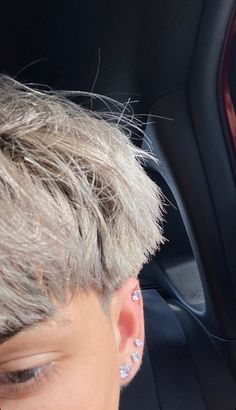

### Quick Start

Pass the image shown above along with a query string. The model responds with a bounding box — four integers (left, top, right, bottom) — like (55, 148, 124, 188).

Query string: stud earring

(120, 364, 132, 380)
(132, 289, 141, 301)
(134, 338, 143, 348)
(131, 352, 140, 363)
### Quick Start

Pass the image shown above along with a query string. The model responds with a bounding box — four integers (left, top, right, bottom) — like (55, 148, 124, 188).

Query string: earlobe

(110, 277, 145, 384)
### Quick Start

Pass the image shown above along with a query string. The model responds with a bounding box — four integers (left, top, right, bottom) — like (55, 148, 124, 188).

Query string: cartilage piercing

(120, 364, 132, 380)
(132, 289, 141, 301)
(131, 352, 140, 363)
(134, 338, 143, 348)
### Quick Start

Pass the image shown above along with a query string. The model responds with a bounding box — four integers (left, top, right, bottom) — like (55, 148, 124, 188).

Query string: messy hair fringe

(0, 74, 165, 334)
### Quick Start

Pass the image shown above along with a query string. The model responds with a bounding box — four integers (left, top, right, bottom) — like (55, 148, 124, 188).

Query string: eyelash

(0, 362, 55, 397)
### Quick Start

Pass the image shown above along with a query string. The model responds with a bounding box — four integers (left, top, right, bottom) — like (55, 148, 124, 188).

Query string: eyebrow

(0, 309, 72, 346)
(0, 316, 54, 346)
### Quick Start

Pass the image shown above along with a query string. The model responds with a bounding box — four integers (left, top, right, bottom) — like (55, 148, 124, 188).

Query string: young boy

(0, 75, 164, 409)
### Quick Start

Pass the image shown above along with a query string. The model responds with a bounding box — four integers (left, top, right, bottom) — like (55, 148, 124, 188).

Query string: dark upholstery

(119, 289, 236, 410)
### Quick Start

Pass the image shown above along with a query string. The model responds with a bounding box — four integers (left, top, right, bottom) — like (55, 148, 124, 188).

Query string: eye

(4, 368, 39, 384)
(0, 363, 56, 398)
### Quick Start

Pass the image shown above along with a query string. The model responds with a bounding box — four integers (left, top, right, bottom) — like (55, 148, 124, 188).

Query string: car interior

(1, 1, 236, 409)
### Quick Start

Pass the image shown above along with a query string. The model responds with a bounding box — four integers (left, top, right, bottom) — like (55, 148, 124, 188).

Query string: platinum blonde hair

(0, 75, 165, 335)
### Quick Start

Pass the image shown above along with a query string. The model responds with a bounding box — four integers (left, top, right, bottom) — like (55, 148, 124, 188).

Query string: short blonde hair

(0, 75, 165, 336)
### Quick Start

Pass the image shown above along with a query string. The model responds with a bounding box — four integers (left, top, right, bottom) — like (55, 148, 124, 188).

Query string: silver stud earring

(134, 338, 143, 348)
(120, 364, 132, 380)
(132, 289, 141, 301)
(131, 352, 140, 363)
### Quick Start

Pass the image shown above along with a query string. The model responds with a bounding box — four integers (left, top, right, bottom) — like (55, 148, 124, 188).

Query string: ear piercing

(134, 338, 143, 348)
(131, 352, 140, 363)
(132, 339, 143, 363)
(132, 289, 141, 301)
(119, 338, 143, 380)
(120, 364, 132, 380)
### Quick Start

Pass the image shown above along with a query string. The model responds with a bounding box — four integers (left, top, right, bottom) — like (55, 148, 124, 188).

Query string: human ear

(109, 277, 145, 386)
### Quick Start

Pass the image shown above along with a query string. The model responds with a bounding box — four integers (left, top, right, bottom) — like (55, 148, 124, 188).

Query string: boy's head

(0, 75, 164, 409)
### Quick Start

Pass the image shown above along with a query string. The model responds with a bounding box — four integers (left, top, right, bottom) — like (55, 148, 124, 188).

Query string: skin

(0, 278, 144, 410)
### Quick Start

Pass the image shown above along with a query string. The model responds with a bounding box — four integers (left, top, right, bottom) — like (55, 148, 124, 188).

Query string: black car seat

(119, 260, 236, 410)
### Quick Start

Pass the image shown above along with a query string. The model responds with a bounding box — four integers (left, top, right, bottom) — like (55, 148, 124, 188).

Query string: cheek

(65, 346, 119, 409)
(66, 343, 118, 408)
